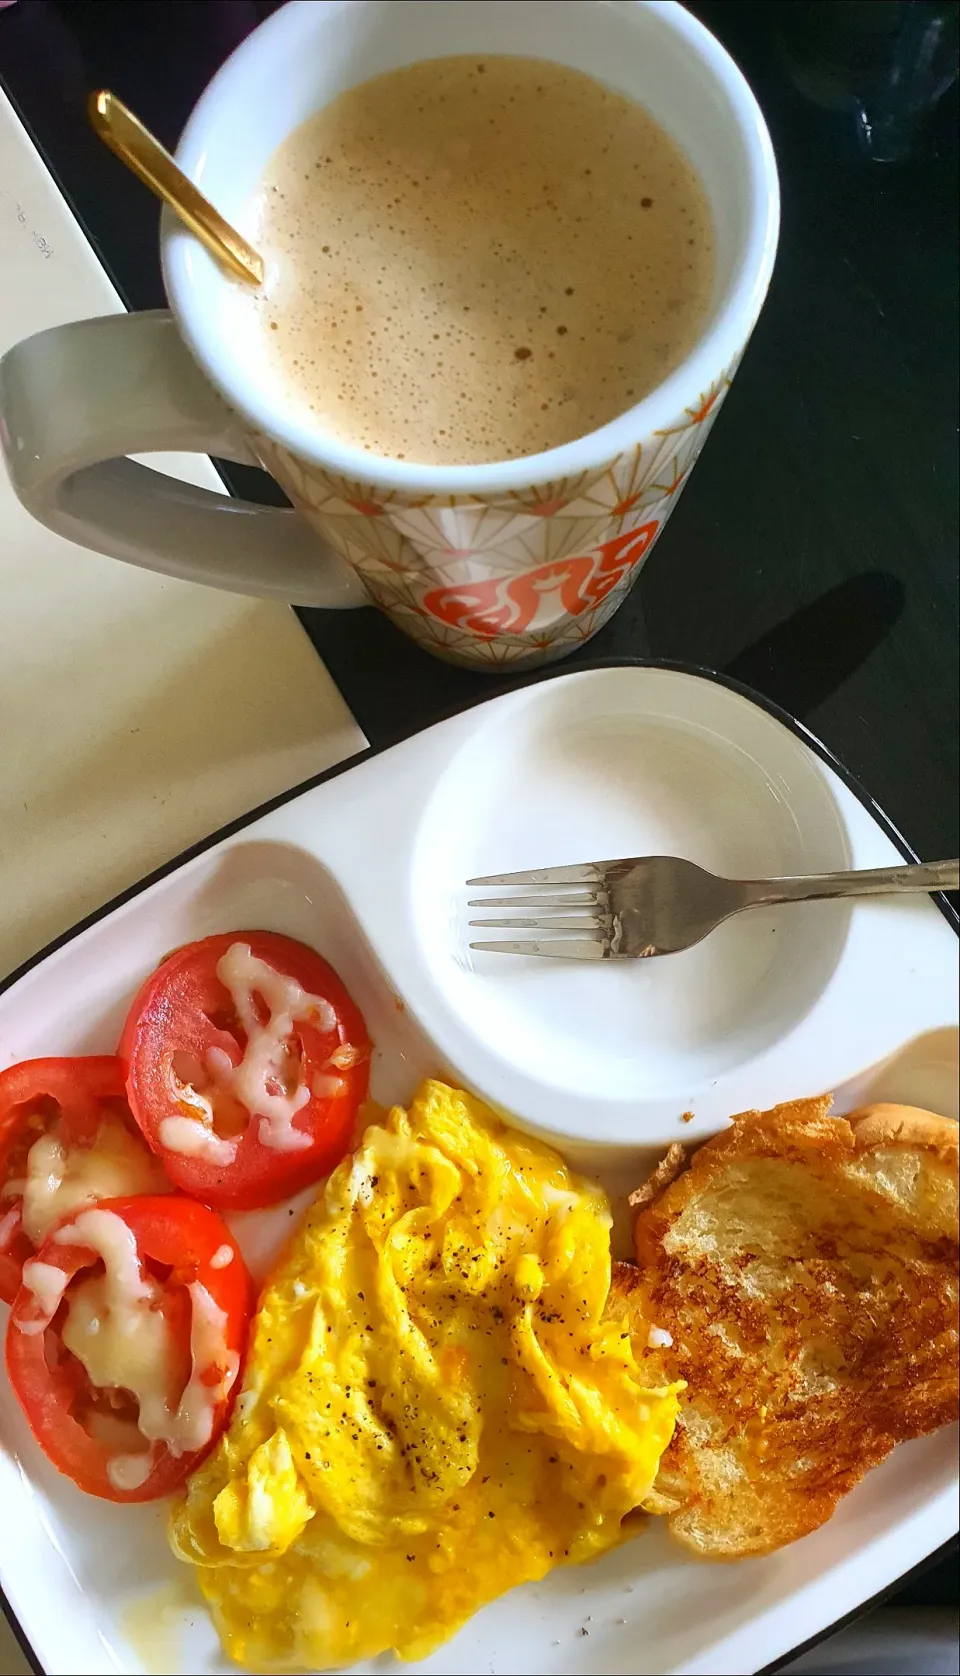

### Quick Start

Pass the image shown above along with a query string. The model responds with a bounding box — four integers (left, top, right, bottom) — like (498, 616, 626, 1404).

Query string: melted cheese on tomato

(19, 1208, 239, 1474)
(17, 1112, 169, 1246)
(164, 942, 338, 1159)
(311, 1072, 344, 1099)
(157, 1113, 238, 1167)
(0, 1205, 20, 1249)
(107, 1452, 155, 1491)
(17, 1258, 70, 1332)
(327, 1043, 365, 1070)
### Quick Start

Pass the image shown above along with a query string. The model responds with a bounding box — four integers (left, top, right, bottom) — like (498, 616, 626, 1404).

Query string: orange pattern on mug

(422, 523, 658, 638)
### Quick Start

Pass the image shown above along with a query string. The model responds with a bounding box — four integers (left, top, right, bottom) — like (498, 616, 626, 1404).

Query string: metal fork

(466, 857, 960, 960)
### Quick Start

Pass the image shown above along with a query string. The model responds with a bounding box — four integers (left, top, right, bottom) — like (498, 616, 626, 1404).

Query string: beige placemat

(0, 88, 366, 989)
(0, 92, 366, 1675)
(0, 1624, 24, 1676)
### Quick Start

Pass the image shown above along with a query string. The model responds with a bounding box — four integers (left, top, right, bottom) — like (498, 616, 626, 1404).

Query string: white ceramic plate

(0, 665, 957, 1676)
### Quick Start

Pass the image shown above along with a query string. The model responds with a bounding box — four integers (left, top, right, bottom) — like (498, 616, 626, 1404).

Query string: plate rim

(1, 655, 957, 1676)
(2, 658, 956, 1006)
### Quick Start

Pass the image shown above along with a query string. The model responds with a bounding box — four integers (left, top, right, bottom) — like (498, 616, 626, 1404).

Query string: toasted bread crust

(609, 1259, 643, 1304)
(848, 1103, 960, 1167)
(631, 1098, 959, 1558)
(628, 1143, 687, 1210)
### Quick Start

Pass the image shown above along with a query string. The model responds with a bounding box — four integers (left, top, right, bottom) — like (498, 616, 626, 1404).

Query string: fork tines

(466, 863, 601, 887)
(467, 864, 612, 959)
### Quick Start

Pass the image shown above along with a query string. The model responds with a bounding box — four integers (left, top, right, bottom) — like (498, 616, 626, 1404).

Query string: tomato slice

(5, 1194, 252, 1502)
(118, 931, 370, 1210)
(0, 1057, 167, 1307)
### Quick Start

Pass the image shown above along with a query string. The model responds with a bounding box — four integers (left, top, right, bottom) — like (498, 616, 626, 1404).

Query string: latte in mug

(246, 54, 715, 466)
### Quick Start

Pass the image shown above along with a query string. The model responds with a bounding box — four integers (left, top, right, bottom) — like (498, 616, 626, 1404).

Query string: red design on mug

(520, 496, 570, 517)
(688, 387, 719, 425)
(612, 491, 643, 517)
(422, 522, 658, 638)
(660, 460, 690, 495)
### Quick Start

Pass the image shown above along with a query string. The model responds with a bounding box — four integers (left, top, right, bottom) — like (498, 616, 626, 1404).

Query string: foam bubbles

(247, 56, 714, 466)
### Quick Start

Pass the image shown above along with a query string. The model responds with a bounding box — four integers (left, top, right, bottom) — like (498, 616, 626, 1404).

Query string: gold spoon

(88, 90, 264, 287)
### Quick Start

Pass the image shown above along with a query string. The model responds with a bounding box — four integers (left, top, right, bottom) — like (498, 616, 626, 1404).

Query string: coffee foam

(247, 56, 714, 466)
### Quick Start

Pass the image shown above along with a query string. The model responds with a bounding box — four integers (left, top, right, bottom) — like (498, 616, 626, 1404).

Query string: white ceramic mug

(0, 0, 778, 670)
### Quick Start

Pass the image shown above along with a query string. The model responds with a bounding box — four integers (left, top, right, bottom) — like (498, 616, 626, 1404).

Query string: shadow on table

(725, 570, 905, 717)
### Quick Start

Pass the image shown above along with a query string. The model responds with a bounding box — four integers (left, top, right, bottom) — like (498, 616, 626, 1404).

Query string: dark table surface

(1, 0, 958, 1648)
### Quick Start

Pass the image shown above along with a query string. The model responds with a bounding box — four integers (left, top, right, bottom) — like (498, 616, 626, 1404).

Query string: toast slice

(629, 1096, 959, 1558)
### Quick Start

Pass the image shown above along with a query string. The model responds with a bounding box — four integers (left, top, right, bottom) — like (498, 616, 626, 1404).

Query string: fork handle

(741, 859, 959, 907)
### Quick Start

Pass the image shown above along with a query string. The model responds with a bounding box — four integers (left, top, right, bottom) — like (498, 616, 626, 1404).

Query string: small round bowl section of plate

(411, 668, 852, 1127)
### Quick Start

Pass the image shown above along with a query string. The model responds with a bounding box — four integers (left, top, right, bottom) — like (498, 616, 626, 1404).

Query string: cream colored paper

(0, 89, 366, 995)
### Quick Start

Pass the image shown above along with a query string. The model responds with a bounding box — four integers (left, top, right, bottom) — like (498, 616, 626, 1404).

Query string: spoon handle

(89, 91, 264, 287)
(743, 860, 959, 906)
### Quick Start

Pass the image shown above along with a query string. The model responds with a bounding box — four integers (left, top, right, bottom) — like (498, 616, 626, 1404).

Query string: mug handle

(0, 310, 367, 609)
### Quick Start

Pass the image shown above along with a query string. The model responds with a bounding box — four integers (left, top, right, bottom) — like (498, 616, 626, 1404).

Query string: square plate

(1, 665, 957, 1676)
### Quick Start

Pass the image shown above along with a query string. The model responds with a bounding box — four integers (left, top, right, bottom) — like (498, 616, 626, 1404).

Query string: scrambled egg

(170, 1081, 680, 1671)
